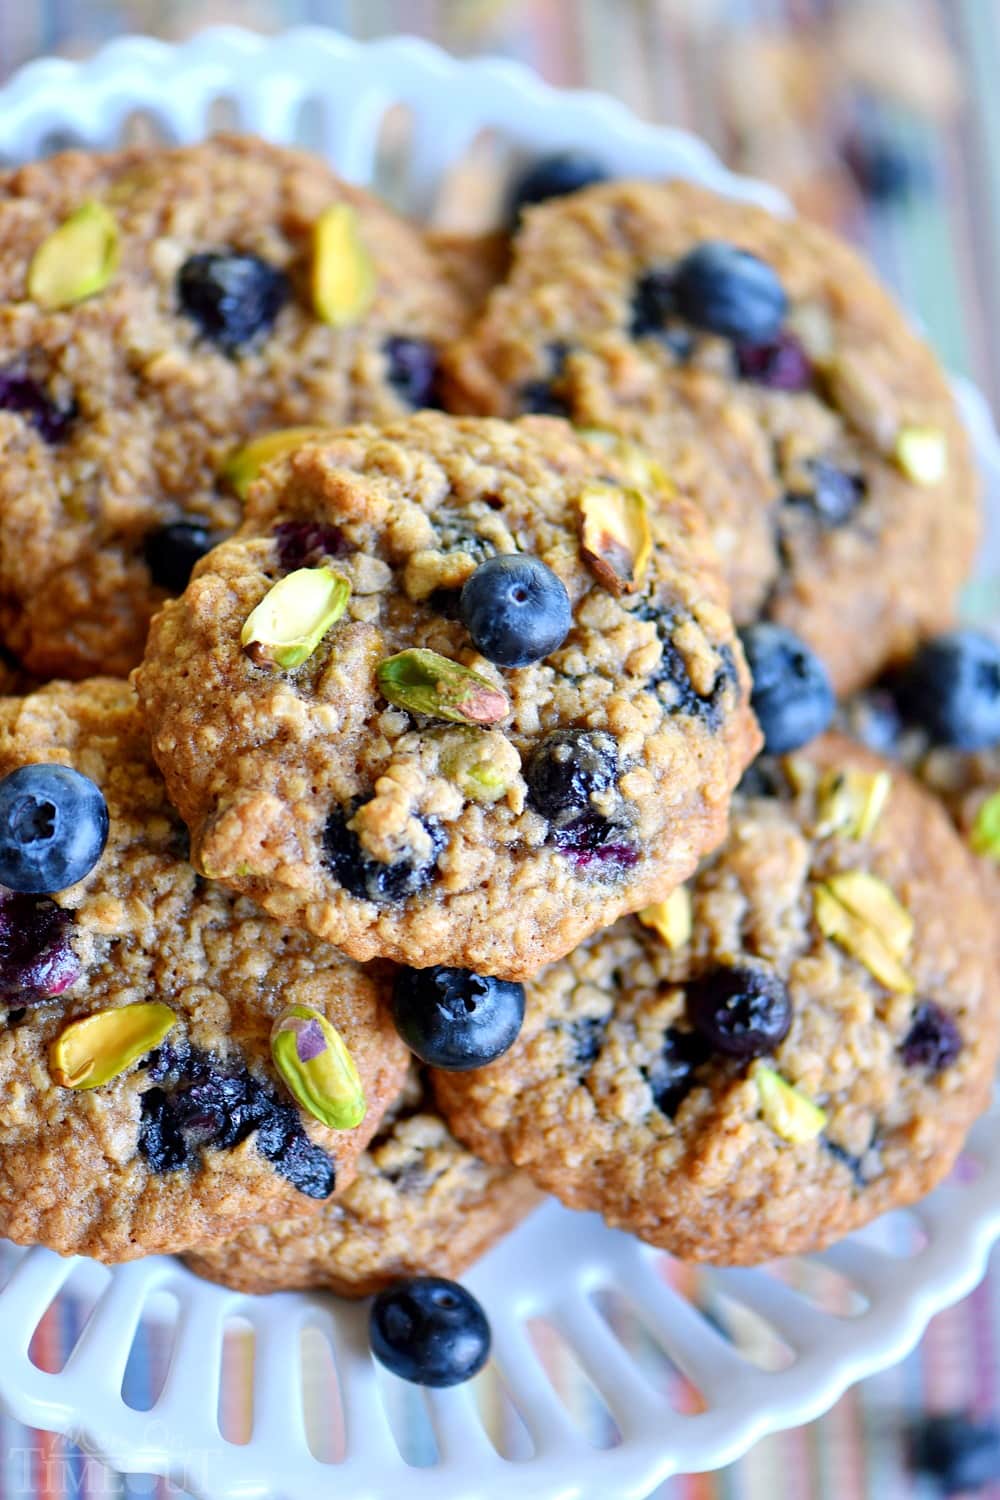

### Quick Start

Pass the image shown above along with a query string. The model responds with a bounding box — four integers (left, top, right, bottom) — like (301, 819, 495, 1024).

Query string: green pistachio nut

(377, 648, 510, 725)
(813, 871, 914, 995)
(271, 1004, 366, 1129)
(241, 566, 351, 669)
(814, 767, 893, 840)
(222, 426, 331, 499)
(50, 1001, 176, 1090)
(312, 202, 377, 326)
(754, 1064, 827, 1144)
(438, 728, 521, 803)
(28, 201, 120, 310)
(894, 425, 948, 486)
(971, 789, 1000, 861)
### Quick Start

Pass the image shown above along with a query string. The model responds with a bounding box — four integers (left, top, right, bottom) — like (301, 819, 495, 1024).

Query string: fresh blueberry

(459, 554, 572, 668)
(895, 631, 1000, 750)
(177, 252, 290, 355)
(324, 804, 444, 904)
(144, 522, 214, 593)
(370, 1275, 491, 1387)
(670, 241, 787, 343)
(0, 765, 109, 894)
(0, 367, 75, 443)
(686, 966, 792, 1059)
(646, 1026, 711, 1115)
(0, 891, 80, 1002)
(785, 460, 866, 528)
(901, 1002, 962, 1072)
(384, 336, 440, 409)
(508, 151, 609, 219)
(391, 966, 525, 1071)
(273, 519, 349, 573)
(842, 131, 929, 205)
(740, 623, 835, 754)
(735, 330, 812, 391)
(909, 1413, 1000, 1492)
(525, 729, 619, 821)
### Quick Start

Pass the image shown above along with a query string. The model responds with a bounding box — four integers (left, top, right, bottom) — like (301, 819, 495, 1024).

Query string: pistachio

(814, 768, 892, 840)
(638, 886, 692, 950)
(49, 1001, 176, 1089)
(894, 425, 947, 486)
(754, 1064, 827, 1144)
(222, 426, 330, 499)
(577, 482, 652, 595)
(971, 789, 1000, 862)
(271, 1004, 366, 1129)
(241, 566, 350, 669)
(578, 428, 670, 493)
(814, 871, 915, 994)
(439, 728, 521, 803)
(311, 203, 377, 326)
(28, 201, 120, 310)
(377, 648, 510, 725)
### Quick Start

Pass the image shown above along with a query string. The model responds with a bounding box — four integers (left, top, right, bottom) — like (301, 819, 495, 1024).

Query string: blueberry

(0, 765, 109, 894)
(842, 132, 929, 205)
(740, 623, 835, 754)
(384, 336, 440, 409)
(909, 1413, 1000, 1492)
(460, 554, 572, 668)
(646, 1026, 711, 1116)
(525, 729, 619, 821)
(508, 151, 609, 219)
(670, 241, 787, 343)
(177, 252, 289, 355)
(686, 966, 792, 1058)
(649, 621, 737, 727)
(324, 804, 444, 904)
(144, 521, 214, 593)
(370, 1275, 491, 1387)
(391, 966, 525, 1071)
(550, 811, 639, 870)
(895, 631, 1000, 750)
(569, 1015, 608, 1066)
(735, 330, 812, 391)
(901, 1002, 962, 1072)
(785, 460, 865, 528)
(630, 269, 676, 340)
(0, 891, 80, 1002)
(0, 367, 75, 443)
(273, 519, 349, 573)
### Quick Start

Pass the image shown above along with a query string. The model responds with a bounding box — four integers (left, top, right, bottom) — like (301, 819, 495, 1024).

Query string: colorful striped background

(0, 2, 998, 1496)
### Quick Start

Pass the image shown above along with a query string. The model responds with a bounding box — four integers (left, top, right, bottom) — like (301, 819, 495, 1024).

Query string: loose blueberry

(686, 966, 792, 1059)
(670, 241, 788, 343)
(324, 804, 444, 904)
(370, 1275, 491, 1387)
(785, 460, 866, 528)
(273, 519, 349, 573)
(901, 1001, 962, 1072)
(842, 131, 929, 205)
(909, 1413, 1000, 1492)
(508, 151, 609, 219)
(144, 522, 214, 593)
(177, 252, 290, 355)
(735, 330, 812, 391)
(740, 623, 835, 754)
(0, 891, 80, 1002)
(525, 729, 619, 822)
(459, 554, 572, 668)
(895, 631, 1000, 750)
(0, 765, 109, 895)
(384, 336, 440, 409)
(0, 367, 75, 443)
(646, 1026, 711, 1116)
(391, 966, 525, 1071)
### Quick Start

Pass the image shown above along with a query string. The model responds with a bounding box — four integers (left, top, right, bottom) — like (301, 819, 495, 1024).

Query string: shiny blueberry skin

(0, 367, 75, 443)
(0, 891, 80, 1003)
(909, 1414, 1000, 1492)
(370, 1276, 491, 1387)
(735, 330, 812, 391)
(508, 151, 609, 219)
(901, 1001, 962, 1072)
(670, 241, 788, 343)
(740, 623, 835, 754)
(177, 252, 290, 354)
(144, 522, 214, 593)
(324, 805, 444, 904)
(686, 966, 792, 1059)
(895, 631, 1000, 750)
(384, 336, 440, 409)
(460, 554, 572, 668)
(525, 729, 619, 821)
(391, 966, 525, 1071)
(0, 765, 109, 895)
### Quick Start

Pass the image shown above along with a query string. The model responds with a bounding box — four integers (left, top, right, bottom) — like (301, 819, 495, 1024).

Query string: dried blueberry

(273, 519, 349, 572)
(671, 242, 788, 343)
(144, 522, 215, 593)
(459, 554, 572, 668)
(177, 251, 290, 355)
(0, 891, 80, 1002)
(0, 367, 75, 443)
(646, 1026, 711, 1116)
(508, 151, 609, 220)
(895, 631, 1000, 750)
(740, 623, 834, 754)
(0, 764, 109, 894)
(384, 336, 441, 409)
(370, 1275, 491, 1387)
(525, 730, 618, 822)
(909, 1413, 1000, 1492)
(324, 803, 444, 904)
(735, 330, 812, 391)
(686, 966, 792, 1059)
(901, 1002, 962, 1072)
(392, 966, 525, 1071)
(785, 460, 865, 528)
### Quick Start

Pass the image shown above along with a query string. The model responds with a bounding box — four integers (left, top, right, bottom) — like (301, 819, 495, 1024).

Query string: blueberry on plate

(177, 251, 290, 355)
(686, 966, 792, 1059)
(460, 554, 572, 668)
(392, 966, 525, 1070)
(909, 1413, 1000, 1492)
(0, 765, 109, 894)
(370, 1275, 491, 1387)
(144, 521, 215, 593)
(525, 729, 619, 821)
(740, 623, 835, 754)
(895, 631, 1000, 750)
(670, 241, 788, 344)
(508, 150, 609, 219)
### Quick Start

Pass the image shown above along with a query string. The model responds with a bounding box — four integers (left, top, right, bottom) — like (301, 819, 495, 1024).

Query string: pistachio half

(638, 886, 692, 951)
(50, 1001, 176, 1089)
(438, 728, 521, 803)
(894, 425, 948, 486)
(241, 566, 351, 669)
(222, 426, 330, 499)
(971, 789, 1000, 862)
(814, 767, 892, 840)
(311, 203, 377, 326)
(271, 1004, 366, 1129)
(578, 482, 652, 596)
(28, 201, 120, 310)
(754, 1064, 827, 1144)
(814, 871, 915, 994)
(377, 648, 510, 725)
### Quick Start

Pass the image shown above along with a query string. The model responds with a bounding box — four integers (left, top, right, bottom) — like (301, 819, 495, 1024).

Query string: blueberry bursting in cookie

(0, 679, 407, 1261)
(134, 411, 761, 980)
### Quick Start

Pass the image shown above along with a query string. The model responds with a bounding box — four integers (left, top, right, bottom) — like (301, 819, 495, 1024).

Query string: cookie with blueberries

(441, 178, 978, 695)
(0, 678, 408, 1262)
(134, 411, 761, 979)
(0, 133, 467, 678)
(184, 1062, 542, 1296)
(434, 733, 999, 1264)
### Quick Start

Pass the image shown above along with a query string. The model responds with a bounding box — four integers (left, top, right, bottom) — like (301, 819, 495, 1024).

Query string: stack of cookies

(0, 134, 996, 1363)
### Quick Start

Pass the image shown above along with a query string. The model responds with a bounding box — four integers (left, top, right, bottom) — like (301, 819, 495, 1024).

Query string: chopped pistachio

(241, 566, 350, 669)
(971, 789, 1000, 862)
(439, 728, 521, 803)
(754, 1064, 827, 1144)
(638, 886, 692, 951)
(271, 1004, 366, 1129)
(311, 202, 377, 326)
(814, 873, 915, 994)
(578, 482, 652, 595)
(222, 426, 330, 498)
(377, 648, 510, 725)
(894, 425, 947, 486)
(49, 1001, 176, 1089)
(814, 767, 892, 840)
(28, 201, 120, 310)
